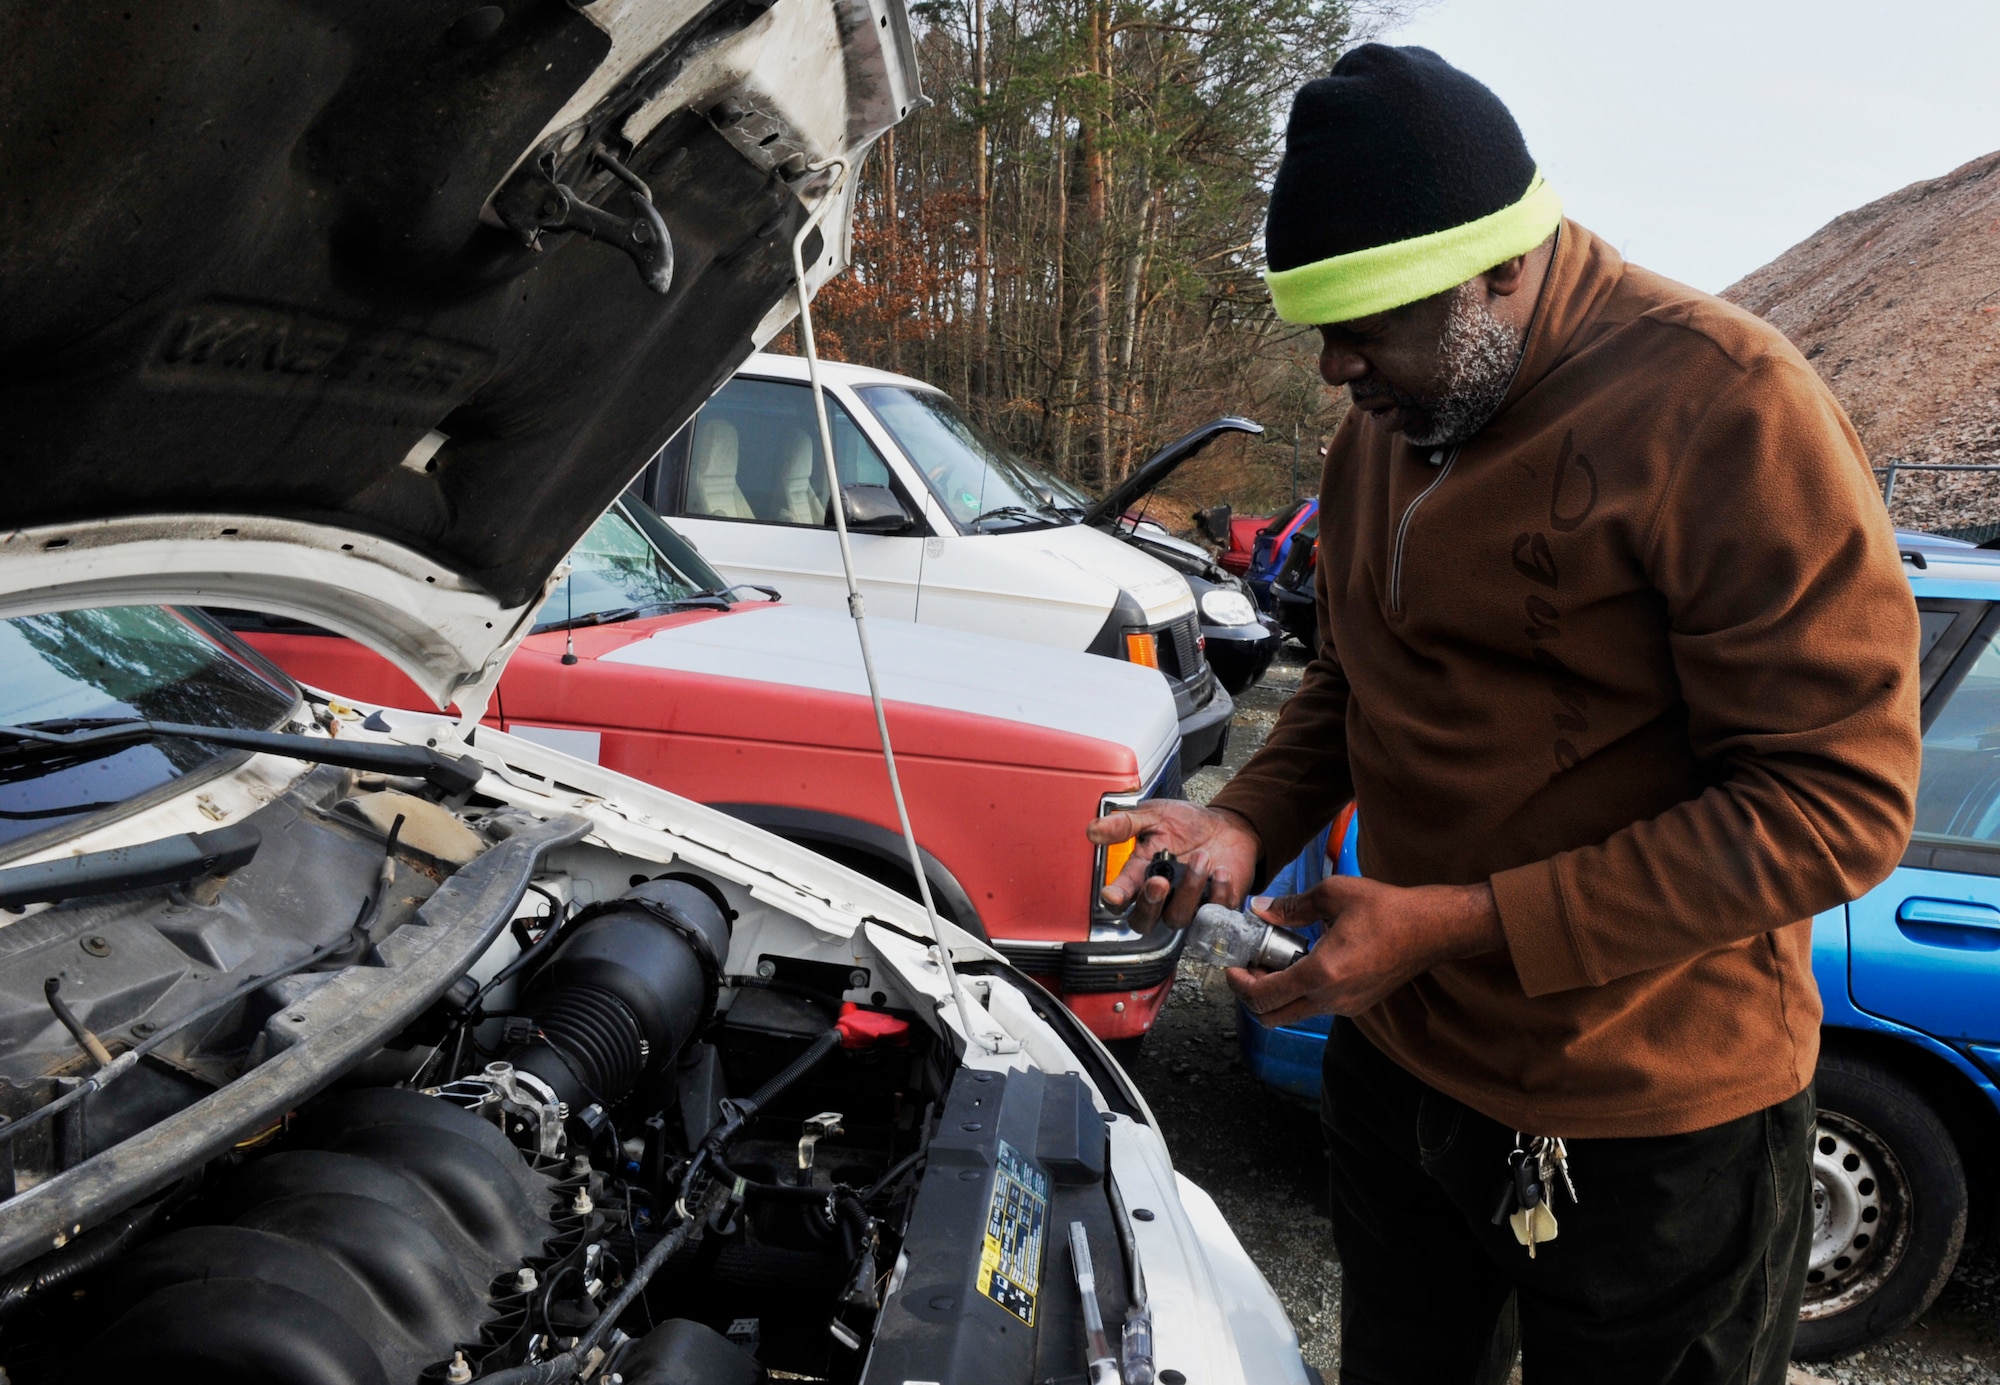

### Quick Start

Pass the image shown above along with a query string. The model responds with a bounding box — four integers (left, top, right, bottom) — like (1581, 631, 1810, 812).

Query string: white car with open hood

(0, 3, 1308, 1384)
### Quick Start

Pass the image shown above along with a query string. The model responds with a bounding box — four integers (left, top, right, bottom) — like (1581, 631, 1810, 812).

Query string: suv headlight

(1199, 588, 1258, 627)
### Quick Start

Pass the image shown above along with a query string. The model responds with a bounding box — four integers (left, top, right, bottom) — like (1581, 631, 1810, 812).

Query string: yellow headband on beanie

(1263, 174, 1562, 326)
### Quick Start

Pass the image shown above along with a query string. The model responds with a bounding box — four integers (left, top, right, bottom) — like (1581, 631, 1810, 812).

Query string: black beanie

(1262, 45, 1561, 325)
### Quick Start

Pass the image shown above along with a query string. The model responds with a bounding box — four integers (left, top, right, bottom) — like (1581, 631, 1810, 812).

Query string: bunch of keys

(1490, 1133, 1576, 1258)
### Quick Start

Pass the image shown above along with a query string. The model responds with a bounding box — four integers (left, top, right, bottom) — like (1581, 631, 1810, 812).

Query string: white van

(635, 353, 1234, 770)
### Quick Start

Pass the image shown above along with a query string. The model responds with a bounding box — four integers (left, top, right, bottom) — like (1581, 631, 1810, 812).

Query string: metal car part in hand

(1187, 903, 1309, 972)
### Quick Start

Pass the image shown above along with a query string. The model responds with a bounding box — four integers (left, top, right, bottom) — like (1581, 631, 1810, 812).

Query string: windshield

(0, 606, 297, 859)
(856, 385, 1073, 532)
(534, 501, 728, 630)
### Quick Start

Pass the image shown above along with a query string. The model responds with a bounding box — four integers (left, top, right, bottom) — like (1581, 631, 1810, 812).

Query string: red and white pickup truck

(220, 496, 1186, 1044)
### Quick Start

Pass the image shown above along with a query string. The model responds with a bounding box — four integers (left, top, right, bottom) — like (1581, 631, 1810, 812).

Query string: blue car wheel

(1795, 1053, 1968, 1360)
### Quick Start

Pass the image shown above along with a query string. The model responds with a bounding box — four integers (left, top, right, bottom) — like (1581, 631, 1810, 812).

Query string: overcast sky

(1376, 0, 2000, 292)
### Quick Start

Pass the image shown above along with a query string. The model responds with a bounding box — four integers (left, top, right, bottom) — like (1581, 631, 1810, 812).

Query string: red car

(221, 496, 1185, 1044)
(1212, 510, 1272, 577)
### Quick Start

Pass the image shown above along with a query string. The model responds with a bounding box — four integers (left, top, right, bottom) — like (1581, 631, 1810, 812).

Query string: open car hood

(1079, 416, 1264, 528)
(0, 0, 920, 707)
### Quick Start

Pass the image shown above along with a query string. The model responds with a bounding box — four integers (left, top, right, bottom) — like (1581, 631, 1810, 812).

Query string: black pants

(1321, 1018, 1813, 1385)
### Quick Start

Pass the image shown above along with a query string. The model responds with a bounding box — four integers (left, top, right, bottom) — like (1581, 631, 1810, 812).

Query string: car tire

(1793, 1053, 1967, 1360)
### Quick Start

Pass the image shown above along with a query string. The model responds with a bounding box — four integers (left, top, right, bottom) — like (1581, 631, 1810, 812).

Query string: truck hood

(1079, 417, 1264, 528)
(595, 604, 1182, 782)
(0, 0, 920, 707)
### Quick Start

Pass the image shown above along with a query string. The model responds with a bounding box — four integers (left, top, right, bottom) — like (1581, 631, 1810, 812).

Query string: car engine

(0, 740, 1140, 1384)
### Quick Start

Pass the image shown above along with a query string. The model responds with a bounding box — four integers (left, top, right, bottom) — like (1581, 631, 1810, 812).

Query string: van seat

(689, 419, 754, 520)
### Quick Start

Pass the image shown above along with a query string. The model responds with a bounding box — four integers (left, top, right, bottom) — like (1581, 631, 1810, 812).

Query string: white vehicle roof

(735, 351, 937, 391)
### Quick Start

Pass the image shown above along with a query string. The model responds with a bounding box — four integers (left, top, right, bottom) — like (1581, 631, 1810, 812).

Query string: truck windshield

(0, 606, 297, 859)
(534, 502, 728, 631)
(856, 386, 1071, 533)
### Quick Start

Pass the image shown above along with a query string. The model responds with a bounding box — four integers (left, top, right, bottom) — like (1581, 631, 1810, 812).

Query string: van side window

(673, 379, 892, 527)
(1917, 629, 2000, 849)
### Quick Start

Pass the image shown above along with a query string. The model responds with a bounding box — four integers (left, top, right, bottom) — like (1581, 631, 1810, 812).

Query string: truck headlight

(1093, 791, 1142, 921)
(1199, 589, 1257, 627)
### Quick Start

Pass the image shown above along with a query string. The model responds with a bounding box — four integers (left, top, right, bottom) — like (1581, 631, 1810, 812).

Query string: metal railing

(1874, 461, 2000, 506)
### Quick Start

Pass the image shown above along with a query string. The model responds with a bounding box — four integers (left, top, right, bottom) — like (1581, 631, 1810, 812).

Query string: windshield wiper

(0, 719, 481, 796)
(687, 583, 781, 606)
(969, 505, 1054, 532)
(537, 588, 771, 629)
(1023, 489, 1077, 520)
(533, 605, 642, 634)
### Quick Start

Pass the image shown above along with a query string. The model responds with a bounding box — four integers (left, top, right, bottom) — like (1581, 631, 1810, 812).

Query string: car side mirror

(841, 484, 915, 535)
(1197, 504, 1233, 544)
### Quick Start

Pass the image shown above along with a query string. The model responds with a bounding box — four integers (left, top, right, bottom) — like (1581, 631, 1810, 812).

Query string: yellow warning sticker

(975, 1139, 1049, 1325)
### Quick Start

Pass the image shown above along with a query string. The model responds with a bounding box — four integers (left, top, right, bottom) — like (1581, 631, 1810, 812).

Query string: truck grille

(1157, 615, 1203, 682)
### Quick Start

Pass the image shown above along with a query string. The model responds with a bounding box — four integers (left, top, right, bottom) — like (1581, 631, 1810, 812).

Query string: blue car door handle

(1896, 897, 2000, 951)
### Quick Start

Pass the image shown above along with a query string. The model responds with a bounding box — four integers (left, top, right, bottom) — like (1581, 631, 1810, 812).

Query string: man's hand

(1226, 877, 1505, 1027)
(1085, 799, 1261, 928)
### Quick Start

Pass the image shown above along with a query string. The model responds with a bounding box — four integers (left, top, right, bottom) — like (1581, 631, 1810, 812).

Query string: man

(1089, 45, 1921, 1384)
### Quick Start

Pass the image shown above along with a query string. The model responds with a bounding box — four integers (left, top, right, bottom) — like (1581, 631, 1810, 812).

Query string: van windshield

(855, 386, 1071, 533)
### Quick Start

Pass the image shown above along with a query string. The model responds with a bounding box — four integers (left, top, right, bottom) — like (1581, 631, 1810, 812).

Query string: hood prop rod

(786, 165, 990, 1056)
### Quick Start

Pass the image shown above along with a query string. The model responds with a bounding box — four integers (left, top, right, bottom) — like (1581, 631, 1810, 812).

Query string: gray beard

(1400, 282, 1526, 448)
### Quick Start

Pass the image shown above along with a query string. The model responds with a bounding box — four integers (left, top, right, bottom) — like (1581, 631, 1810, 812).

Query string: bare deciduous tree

(803, 0, 1424, 514)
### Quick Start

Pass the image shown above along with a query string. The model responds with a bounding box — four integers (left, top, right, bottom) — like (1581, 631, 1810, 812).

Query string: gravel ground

(1131, 645, 2000, 1383)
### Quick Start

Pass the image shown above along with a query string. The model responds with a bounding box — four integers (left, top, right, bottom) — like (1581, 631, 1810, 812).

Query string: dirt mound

(1722, 150, 2000, 534)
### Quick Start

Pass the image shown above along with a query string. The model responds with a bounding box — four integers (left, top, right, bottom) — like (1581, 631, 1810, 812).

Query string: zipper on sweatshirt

(1389, 446, 1460, 614)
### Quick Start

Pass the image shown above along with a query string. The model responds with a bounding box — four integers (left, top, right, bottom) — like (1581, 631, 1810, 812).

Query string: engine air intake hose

(505, 879, 730, 1114)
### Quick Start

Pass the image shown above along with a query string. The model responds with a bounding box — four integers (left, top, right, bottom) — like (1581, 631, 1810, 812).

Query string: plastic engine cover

(73, 1088, 560, 1385)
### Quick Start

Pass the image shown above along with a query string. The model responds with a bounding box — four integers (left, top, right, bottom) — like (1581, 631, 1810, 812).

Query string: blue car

(1237, 532, 2000, 1360)
(1244, 498, 1320, 612)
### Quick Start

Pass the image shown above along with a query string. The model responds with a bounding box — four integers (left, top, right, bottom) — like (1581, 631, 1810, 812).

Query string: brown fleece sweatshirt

(1212, 221, 1921, 1138)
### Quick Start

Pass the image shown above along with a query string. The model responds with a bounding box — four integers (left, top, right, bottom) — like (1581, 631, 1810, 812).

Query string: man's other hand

(1226, 877, 1505, 1027)
(1085, 799, 1261, 927)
